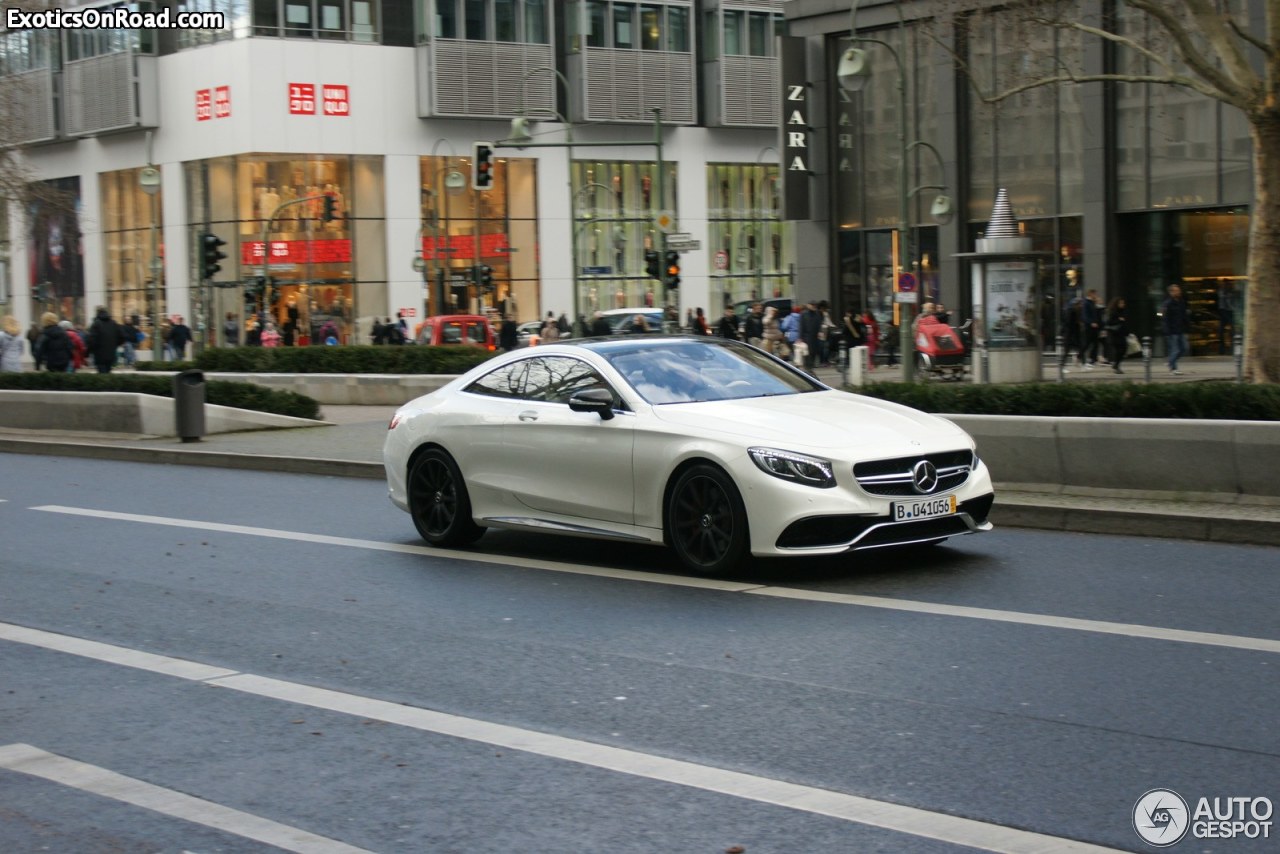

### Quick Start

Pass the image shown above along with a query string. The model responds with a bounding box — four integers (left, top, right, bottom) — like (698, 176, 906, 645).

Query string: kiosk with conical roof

(955, 189, 1047, 383)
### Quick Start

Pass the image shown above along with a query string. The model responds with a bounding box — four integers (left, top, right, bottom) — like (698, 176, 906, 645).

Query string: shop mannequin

(260, 186, 280, 223)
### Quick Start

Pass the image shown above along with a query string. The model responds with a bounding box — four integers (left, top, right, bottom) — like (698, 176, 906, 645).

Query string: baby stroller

(914, 316, 968, 380)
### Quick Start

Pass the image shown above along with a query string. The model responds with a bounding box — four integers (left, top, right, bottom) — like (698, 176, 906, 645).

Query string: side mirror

(568, 387, 616, 420)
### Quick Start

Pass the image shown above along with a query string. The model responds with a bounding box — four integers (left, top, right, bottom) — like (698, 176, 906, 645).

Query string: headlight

(748, 447, 836, 489)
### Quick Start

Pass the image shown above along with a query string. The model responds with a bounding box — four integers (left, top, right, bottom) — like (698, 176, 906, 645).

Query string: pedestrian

(693, 307, 710, 336)
(716, 306, 739, 340)
(1060, 293, 1084, 372)
(60, 321, 87, 371)
(261, 320, 281, 347)
(557, 313, 571, 337)
(861, 311, 880, 369)
(1161, 283, 1191, 375)
(590, 311, 612, 337)
(934, 303, 951, 326)
(499, 316, 518, 352)
(541, 311, 560, 343)
(34, 313, 73, 373)
(223, 312, 240, 347)
(1104, 296, 1130, 374)
(168, 315, 193, 360)
(742, 303, 764, 348)
(799, 301, 823, 371)
(818, 300, 837, 366)
(121, 315, 141, 366)
(629, 314, 651, 334)
(0, 315, 24, 372)
(396, 311, 410, 343)
(1080, 289, 1103, 367)
(684, 308, 695, 331)
(245, 315, 262, 347)
(26, 322, 42, 370)
(780, 305, 801, 362)
(85, 306, 126, 373)
(763, 306, 786, 357)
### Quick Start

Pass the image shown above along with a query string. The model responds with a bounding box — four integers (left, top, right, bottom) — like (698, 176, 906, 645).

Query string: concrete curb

(4, 437, 1277, 548)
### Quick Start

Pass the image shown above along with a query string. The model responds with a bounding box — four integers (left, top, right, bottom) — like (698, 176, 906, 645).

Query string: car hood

(650, 390, 970, 457)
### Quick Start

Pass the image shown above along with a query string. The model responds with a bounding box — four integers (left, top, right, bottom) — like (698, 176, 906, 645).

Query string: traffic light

(645, 249, 661, 280)
(664, 250, 681, 290)
(478, 265, 494, 291)
(472, 142, 495, 190)
(200, 232, 227, 280)
(322, 194, 337, 222)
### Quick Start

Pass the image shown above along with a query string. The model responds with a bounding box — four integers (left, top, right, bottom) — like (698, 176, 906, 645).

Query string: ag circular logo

(1134, 789, 1190, 847)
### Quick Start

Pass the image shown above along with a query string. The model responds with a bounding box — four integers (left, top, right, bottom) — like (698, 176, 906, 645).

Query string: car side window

(441, 322, 463, 344)
(522, 356, 616, 405)
(466, 323, 487, 344)
(463, 360, 528, 399)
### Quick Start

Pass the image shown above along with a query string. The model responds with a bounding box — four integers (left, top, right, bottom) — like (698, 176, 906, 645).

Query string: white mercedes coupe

(384, 337, 994, 574)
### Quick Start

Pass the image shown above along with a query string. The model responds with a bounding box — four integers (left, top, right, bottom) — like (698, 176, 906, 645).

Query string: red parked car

(414, 315, 496, 351)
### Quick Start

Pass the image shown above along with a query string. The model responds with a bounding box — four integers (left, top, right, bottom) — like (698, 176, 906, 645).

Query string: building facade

(1, 0, 792, 352)
(785, 0, 1252, 355)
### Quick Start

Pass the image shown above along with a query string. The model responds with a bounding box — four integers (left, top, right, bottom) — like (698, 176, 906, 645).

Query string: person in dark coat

(168, 315, 193, 360)
(34, 312, 73, 373)
(1162, 283, 1191, 375)
(499, 317, 519, 352)
(85, 307, 126, 373)
(716, 306, 740, 340)
(799, 301, 823, 371)
(589, 312, 612, 337)
(1104, 297, 1130, 374)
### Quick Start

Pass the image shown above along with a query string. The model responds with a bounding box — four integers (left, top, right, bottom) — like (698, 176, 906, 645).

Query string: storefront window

(571, 159, 678, 317)
(29, 178, 87, 332)
(706, 162, 790, 308)
(100, 169, 164, 348)
(421, 154, 538, 323)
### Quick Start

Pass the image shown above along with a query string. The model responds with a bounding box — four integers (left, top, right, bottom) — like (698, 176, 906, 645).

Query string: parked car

(415, 315, 496, 350)
(384, 336, 994, 575)
(598, 307, 666, 335)
(733, 297, 792, 323)
(516, 320, 543, 348)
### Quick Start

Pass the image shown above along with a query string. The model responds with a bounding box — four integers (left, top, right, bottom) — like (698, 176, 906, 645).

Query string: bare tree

(935, 0, 1277, 382)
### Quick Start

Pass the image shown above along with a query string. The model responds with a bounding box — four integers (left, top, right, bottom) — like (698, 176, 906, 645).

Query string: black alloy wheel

(667, 464, 749, 575)
(408, 448, 485, 547)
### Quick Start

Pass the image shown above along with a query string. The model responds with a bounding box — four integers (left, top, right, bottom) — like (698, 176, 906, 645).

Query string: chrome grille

(853, 450, 974, 497)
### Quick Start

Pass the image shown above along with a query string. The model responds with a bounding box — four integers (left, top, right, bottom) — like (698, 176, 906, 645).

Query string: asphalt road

(1, 454, 1277, 853)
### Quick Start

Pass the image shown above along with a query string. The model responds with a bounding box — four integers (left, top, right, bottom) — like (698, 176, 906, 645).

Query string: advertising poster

(28, 177, 84, 315)
(983, 260, 1036, 347)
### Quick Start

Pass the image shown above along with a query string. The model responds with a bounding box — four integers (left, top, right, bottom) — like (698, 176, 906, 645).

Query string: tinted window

(599, 340, 820, 404)
(523, 357, 615, 405)
(464, 360, 528, 399)
(466, 322, 488, 344)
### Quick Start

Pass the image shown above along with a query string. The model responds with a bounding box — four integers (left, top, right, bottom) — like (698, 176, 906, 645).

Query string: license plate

(893, 495, 957, 521)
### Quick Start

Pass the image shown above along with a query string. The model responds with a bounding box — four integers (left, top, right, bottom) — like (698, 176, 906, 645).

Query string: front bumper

(774, 493, 994, 552)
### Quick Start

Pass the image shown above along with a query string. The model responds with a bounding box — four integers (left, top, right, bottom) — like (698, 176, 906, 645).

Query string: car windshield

(593, 338, 823, 404)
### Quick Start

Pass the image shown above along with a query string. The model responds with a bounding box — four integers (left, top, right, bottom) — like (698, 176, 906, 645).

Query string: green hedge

(176, 345, 496, 375)
(855, 380, 1280, 421)
(0, 372, 320, 420)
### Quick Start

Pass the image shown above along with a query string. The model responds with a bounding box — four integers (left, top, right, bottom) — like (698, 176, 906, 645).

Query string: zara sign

(779, 36, 811, 221)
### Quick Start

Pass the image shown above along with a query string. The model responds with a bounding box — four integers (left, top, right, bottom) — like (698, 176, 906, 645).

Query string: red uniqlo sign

(214, 85, 231, 119)
(196, 89, 212, 121)
(241, 239, 353, 266)
(289, 83, 316, 115)
(322, 85, 349, 117)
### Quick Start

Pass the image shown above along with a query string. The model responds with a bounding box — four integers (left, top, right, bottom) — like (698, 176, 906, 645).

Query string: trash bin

(173, 369, 206, 443)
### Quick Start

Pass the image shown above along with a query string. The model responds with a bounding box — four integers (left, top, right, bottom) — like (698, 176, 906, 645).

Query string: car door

(452, 359, 530, 511)
(502, 355, 635, 525)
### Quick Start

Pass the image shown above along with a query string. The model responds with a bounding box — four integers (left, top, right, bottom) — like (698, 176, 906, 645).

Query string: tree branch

(1123, 0, 1255, 104)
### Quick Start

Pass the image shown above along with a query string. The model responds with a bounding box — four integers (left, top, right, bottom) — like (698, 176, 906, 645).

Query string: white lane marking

(29, 505, 1280, 655)
(750, 587, 1280, 655)
(0, 743, 373, 854)
(0, 625, 1122, 854)
(0, 623, 237, 681)
(29, 505, 759, 593)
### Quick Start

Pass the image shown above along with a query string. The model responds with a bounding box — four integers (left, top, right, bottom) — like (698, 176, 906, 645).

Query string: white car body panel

(384, 341, 994, 561)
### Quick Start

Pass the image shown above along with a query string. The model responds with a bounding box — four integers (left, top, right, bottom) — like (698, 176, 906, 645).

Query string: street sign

(581, 266, 612, 275)
(894, 290, 919, 303)
(666, 231, 692, 243)
(654, 211, 676, 232)
(714, 250, 729, 270)
(897, 272, 917, 293)
(667, 240, 701, 252)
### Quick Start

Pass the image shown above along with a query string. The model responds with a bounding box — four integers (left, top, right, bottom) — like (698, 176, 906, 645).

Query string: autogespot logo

(1134, 789, 1190, 847)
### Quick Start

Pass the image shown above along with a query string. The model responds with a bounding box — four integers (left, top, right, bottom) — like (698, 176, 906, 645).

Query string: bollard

(173, 369, 206, 443)
(979, 340, 990, 384)
(1055, 332, 1065, 383)
(1141, 335, 1152, 384)
(1234, 332, 1244, 383)
(838, 340, 849, 385)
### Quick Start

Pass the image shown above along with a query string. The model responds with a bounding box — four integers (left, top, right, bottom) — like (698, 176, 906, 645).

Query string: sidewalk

(2, 388, 1277, 548)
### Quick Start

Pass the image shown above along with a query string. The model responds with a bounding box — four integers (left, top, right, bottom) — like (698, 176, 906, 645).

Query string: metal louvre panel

(582, 48, 694, 124)
(429, 40, 555, 119)
(1, 69, 58, 144)
(64, 52, 138, 136)
(720, 54, 777, 127)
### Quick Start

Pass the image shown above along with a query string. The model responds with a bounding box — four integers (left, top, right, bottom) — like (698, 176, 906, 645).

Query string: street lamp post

(837, 0, 952, 381)
(139, 132, 162, 363)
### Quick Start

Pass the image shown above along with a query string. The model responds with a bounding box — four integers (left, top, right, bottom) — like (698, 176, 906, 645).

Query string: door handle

(518, 411, 539, 422)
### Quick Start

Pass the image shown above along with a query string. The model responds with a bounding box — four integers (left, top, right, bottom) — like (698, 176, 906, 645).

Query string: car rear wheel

(667, 465, 748, 575)
(408, 448, 485, 547)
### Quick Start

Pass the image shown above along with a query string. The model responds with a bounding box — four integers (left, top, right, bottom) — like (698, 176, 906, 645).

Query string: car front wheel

(667, 464, 749, 575)
(408, 448, 485, 547)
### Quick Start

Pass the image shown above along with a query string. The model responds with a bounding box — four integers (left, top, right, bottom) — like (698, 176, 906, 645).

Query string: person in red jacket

(59, 320, 87, 371)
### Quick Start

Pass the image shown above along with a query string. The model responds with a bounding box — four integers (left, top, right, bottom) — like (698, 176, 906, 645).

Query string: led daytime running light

(748, 447, 836, 488)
